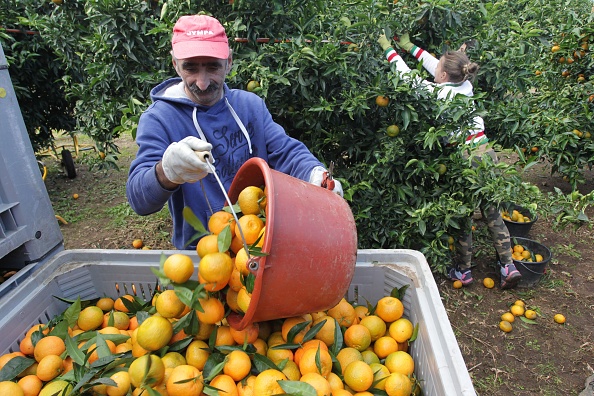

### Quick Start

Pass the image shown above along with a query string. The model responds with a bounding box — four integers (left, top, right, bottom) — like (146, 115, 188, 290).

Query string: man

(126, 14, 341, 249)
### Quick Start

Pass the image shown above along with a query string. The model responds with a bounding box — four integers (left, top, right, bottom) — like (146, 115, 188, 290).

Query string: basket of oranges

(501, 203, 538, 238)
(510, 237, 552, 288)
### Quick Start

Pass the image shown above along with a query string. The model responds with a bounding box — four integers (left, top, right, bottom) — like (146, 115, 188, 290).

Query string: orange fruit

(230, 235, 244, 255)
(129, 354, 165, 388)
(136, 315, 173, 351)
(344, 324, 372, 352)
(554, 314, 566, 324)
(230, 322, 260, 345)
(208, 210, 236, 235)
(354, 305, 369, 321)
(335, 347, 363, 374)
(510, 304, 525, 317)
(246, 80, 260, 92)
(106, 371, 131, 396)
(209, 373, 238, 395)
(375, 297, 404, 323)
(237, 375, 256, 396)
(501, 312, 515, 323)
(373, 336, 398, 359)
(228, 268, 244, 292)
(34, 336, 66, 363)
(386, 125, 400, 137)
(234, 214, 264, 245)
(196, 297, 225, 325)
(238, 186, 266, 215)
(237, 287, 252, 314)
(312, 315, 336, 347)
(327, 298, 357, 328)
(266, 346, 294, 363)
(215, 326, 236, 349)
(166, 364, 203, 396)
(234, 247, 251, 277)
(375, 95, 389, 107)
(252, 338, 268, 357)
(253, 369, 287, 395)
(19, 336, 34, 356)
(102, 311, 130, 330)
(198, 252, 233, 287)
(96, 297, 115, 312)
(343, 360, 374, 392)
(280, 359, 300, 381)
(384, 351, 414, 376)
(132, 239, 143, 249)
(453, 280, 463, 289)
(38, 379, 72, 396)
(185, 340, 210, 370)
(163, 253, 195, 283)
(0, 381, 24, 396)
(359, 315, 386, 342)
(155, 289, 186, 319)
(17, 374, 43, 396)
(369, 362, 390, 390)
(281, 316, 311, 344)
(300, 372, 332, 395)
(388, 318, 414, 343)
(223, 349, 252, 381)
(196, 234, 220, 258)
(499, 321, 513, 332)
(114, 295, 135, 312)
(384, 372, 412, 396)
(36, 354, 64, 381)
(78, 306, 105, 331)
(525, 309, 537, 320)
(483, 278, 495, 289)
(298, 347, 332, 377)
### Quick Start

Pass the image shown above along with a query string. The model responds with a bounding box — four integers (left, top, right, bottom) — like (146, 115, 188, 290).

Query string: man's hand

(161, 136, 213, 185)
(309, 166, 344, 197)
(378, 33, 392, 51)
(396, 33, 414, 52)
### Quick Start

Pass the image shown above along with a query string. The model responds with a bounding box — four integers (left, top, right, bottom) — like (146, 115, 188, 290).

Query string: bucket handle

(201, 154, 253, 261)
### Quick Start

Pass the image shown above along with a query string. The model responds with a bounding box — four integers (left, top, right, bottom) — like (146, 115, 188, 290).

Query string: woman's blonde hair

(441, 51, 479, 83)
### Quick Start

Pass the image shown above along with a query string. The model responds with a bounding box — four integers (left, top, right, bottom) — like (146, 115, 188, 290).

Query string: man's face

(173, 55, 231, 106)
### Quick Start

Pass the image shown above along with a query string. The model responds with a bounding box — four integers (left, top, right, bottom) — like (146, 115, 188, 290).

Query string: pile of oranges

(501, 208, 532, 223)
(511, 244, 544, 263)
(0, 184, 422, 396)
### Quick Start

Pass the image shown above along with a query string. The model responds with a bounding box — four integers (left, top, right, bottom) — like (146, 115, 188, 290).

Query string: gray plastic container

(0, 248, 476, 396)
(0, 46, 64, 274)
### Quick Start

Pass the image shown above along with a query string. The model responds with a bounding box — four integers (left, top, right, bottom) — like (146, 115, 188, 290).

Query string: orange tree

(6, 0, 593, 270)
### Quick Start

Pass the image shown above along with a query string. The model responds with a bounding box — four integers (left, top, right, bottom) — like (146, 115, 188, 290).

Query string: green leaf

(183, 206, 208, 235)
(202, 353, 225, 381)
(66, 335, 86, 366)
(0, 356, 35, 381)
(330, 318, 343, 355)
(252, 353, 281, 373)
(218, 225, 232, 253)
(63, 297, 82, 329)
(287, 320, 311, 344)
(302, 319, 326, 343)
(278, 380, 318, 396)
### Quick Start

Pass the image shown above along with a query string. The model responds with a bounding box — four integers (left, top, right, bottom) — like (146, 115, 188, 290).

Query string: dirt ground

(39, 135, 594, 395)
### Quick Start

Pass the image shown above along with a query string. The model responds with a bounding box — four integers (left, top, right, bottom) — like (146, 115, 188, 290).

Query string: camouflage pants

(457, 145, 513, 270)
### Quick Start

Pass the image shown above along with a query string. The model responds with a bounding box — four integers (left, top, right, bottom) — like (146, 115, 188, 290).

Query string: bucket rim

(226, 158, 273, 330)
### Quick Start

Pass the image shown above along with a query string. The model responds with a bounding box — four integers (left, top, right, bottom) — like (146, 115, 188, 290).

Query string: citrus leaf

(63, 297, 81, 328)
(278, 380, 317, 396)
(183, 206, 208, 234)
(0, 356, 35, 381)
(302, 318, 326, 343)
(252, 353, 280, 373)
(519, 316, 537, 325)
(202, 353, 225, 381)
(66, 335, 86, 366)
(287, 320, 311, 344)
(330, 318, 343, 355)
(218, 225, 232, 252)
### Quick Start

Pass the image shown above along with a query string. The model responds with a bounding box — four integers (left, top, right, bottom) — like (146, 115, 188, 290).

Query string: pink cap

(171, 15, 229, 60)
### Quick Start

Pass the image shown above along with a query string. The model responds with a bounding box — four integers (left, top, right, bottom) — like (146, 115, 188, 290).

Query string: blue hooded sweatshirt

(126, 78, 324, 249)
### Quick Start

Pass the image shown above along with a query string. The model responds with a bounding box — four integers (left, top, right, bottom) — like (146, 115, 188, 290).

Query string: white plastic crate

(0, 248, 476, 395)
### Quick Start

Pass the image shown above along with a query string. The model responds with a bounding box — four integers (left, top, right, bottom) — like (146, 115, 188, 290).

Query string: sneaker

(500, 263, 522, 289)
(447, 267, 473, 285)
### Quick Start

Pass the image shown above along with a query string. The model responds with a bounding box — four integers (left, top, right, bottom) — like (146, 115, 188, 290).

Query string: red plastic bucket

(225, 158, 358, 330)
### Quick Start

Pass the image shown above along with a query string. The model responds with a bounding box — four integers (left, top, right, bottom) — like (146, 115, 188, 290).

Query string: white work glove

(309, 166, 344, 197)
(161, 136, 213, 184)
